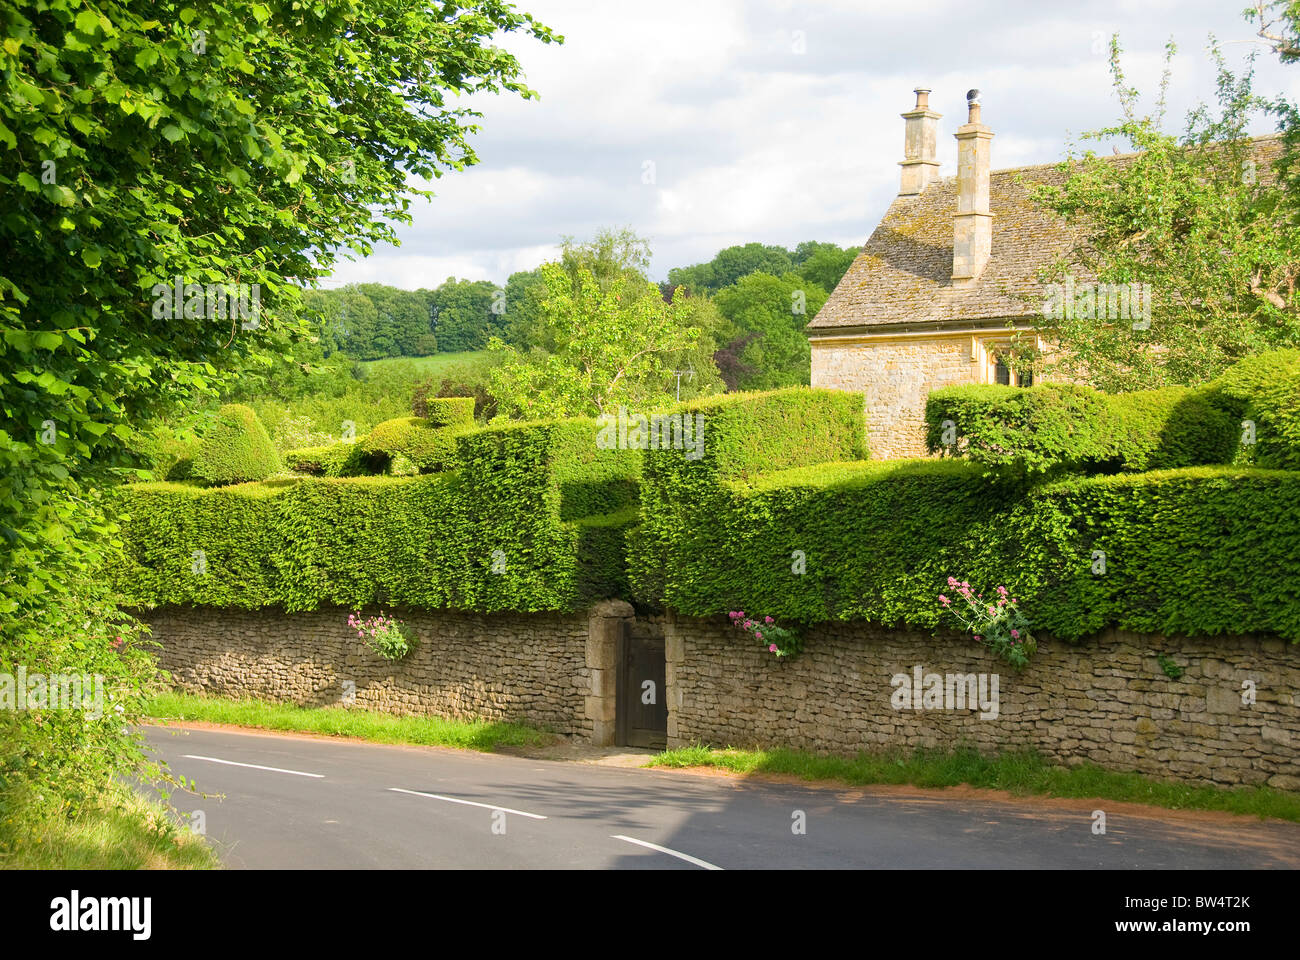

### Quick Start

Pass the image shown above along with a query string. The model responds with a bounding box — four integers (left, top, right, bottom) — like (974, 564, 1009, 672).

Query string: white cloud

(327, 0, 1296, 288)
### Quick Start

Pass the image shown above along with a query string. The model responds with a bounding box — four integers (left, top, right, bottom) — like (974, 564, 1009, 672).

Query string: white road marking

(388, 787, 547, 820)
(182, 754, 324, 778)
(611, 834, 723, 870)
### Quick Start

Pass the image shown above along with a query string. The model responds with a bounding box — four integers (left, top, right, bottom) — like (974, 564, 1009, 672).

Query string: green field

(360, 350, 495, 379)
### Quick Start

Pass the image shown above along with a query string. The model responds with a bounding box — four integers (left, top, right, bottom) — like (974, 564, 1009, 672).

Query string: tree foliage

(1030, 35, 1300, 390)
(487, 263, 721, 419)
(668, 240, 856, 296)
(0, 0, 555, 832)
(430, 277, 501, 353)
(712, 272, 827, 390)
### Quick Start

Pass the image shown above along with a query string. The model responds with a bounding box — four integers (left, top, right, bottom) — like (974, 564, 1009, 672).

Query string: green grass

(648, 744, 1300, 822)
(0, 787, 218, 869)
(361, 350, 494, 379)
(146, 691, 553, 752)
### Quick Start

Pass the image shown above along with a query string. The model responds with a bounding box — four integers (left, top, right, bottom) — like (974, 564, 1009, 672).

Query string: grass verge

(648, 744, 1300, 822)
(146, 691, 553, 752)
(0, 787, 217, 869)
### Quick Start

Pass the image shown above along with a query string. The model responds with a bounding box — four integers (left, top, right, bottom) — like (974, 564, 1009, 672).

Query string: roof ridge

(980, 132, 1284, 179)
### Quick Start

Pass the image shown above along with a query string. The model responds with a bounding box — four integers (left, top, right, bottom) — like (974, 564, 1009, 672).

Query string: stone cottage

(807, 88, 1083, 459)
(808, 88, 1283, 459)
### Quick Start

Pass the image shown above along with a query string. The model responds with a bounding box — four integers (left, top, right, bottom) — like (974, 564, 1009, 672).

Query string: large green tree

(360, 283, 431, 357)
(712, 272, 827, 390)
(667, 239, 856, 298)
(430, 276, 501, 352)
(557, 226, 652, 289)
(1031, 34, 1300, 390)
(487, 263, 720, 419)
(504, 228, 659, 351)
(796, 243, 857, 293)
(668, 242, 794, 296)
(502, 266, 547, 346)
(0, 0, 556, 841)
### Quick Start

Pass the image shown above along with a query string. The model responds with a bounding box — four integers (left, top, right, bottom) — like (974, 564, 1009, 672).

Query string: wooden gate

(615, 621, 667, 749)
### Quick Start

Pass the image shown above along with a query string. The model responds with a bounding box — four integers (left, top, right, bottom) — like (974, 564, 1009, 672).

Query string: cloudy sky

(325, 0, 1300, 290)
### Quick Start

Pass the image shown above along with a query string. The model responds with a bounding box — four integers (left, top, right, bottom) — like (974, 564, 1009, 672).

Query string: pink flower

(1011, 629, 1020, 639)
(755, 631, 763, 640)
(744, 620, 753, 629)
(768, 644, 778, 653)
(974, 635, 982, 642)
(947, 576, 957, 587)
(997, 585, 1008, 596)
(764, 616, 774, 624)
(987, 606, 996, 616)
(939, 594, 949, 605)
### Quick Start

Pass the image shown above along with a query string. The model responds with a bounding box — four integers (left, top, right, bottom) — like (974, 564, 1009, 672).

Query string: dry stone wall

(144, 604, 1299, 788)
(145, 605, 593, 737)
(664, 614, 1300, 790)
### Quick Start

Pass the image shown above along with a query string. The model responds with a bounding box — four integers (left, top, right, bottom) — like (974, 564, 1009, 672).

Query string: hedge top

(925, 350, 1300, 476)
(644, 387, 868, 481)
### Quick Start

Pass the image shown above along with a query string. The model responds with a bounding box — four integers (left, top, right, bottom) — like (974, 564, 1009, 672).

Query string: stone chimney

(952, 89, 994, 287)
(898, 88, 941, 196)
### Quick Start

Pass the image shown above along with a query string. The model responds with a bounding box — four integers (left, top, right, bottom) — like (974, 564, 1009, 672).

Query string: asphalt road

(143, 725, 1300, 870)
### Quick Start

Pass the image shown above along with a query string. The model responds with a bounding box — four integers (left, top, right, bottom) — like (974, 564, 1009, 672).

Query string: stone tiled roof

(807, 135, 1283, 333)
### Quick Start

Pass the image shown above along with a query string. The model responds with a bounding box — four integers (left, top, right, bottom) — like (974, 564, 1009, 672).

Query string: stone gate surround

(142, 604, 1300, 789)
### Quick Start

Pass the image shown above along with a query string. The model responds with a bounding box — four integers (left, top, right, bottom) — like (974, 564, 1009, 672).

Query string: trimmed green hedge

(358, 417, 466, 474)
(283, 442, 368, 477)
(134, 424, 200, 481)
(114, 415, 639, 614)
(924, 383, 1238, 475)
(629, 387, 868, 605)
(1206, 349, 1300, 470)
(632, 457, 1300, 641)
(112, 480, 290, 607)
(117, 379, 1300, 642)
(419, 396, 475, 429)
(190, 404, 281, 486)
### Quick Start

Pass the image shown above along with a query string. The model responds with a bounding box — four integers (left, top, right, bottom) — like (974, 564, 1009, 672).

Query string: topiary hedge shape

(359, 416, 468, 474)
(283, 442, 369, 477)
(191, 404, 281, 486)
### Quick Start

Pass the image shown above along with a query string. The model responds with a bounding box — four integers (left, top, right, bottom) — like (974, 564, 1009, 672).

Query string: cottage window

(981, 342, 1034, 387)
